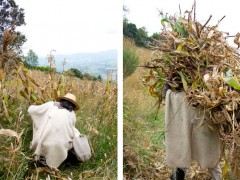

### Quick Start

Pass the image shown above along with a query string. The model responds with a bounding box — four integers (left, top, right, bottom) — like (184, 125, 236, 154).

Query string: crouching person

(28, 93, 90, 169)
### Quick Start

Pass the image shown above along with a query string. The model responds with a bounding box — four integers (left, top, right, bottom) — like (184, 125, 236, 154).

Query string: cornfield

(0, 28, 117, 179)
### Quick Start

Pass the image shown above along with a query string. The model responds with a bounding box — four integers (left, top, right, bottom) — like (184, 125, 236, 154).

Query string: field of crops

(0, 29, 117, 179)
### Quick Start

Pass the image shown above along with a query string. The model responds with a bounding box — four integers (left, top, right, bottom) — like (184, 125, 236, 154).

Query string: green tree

(66, 68, 83, 79)
(0, 0, 26, 52)
(24, 49, 38, 67)
(151, 32, 160, 40)
(123, 21, 138, 40)
(135, 27, 148, 47)
(123, 20, 149, 48)
(97, 74, 102, 82)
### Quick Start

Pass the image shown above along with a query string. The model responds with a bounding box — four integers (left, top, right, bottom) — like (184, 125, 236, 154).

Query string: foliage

(82, 72, 102, 81)
(123, 42, 233, 179)
(123, 20, 138, 39)
(23, 49, 39, 67)
(150, 32, 160, 40)
(97, 74, 102, 82)
(0, 28, 117, 179)
(0, 0, 26, 53)
(135, 27, 149, 47)
(123, 19, 149, 48)
(143, 4, 240, 178)
(37, 66, 52, 72)
(65, 68, 102, 82)
(24, 64, 53, 73)
(66, 68, 83, 79)
(123, 38, 139, 80)
(123, 46, 171, 179)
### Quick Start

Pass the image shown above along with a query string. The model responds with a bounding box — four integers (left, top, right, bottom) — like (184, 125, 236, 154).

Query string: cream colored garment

(165, 90, 221, 169)
(28, 102, 80, 168)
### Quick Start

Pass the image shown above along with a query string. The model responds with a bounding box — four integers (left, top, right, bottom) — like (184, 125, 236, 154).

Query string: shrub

(123, 39, 139, 80)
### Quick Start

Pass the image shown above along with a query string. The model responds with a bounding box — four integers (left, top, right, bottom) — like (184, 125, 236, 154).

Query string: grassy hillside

(123, 41, 170, 179)
(0, 67, 117, 179)
(123, 40, 234, 179)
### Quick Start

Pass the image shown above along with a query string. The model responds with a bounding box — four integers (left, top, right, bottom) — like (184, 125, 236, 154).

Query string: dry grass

(123, 39, 235, 179)
(123, 42, 171, 179)
(0, 68, 117, 180)
(0, 30, 117, 179)
(0, 68, 117, 179)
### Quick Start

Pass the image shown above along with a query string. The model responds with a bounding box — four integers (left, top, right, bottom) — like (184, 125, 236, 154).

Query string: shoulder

(28, 101, 54, 114)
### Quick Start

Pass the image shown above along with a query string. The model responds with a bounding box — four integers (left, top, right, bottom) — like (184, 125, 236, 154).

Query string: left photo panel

(0, 0, 119, 179)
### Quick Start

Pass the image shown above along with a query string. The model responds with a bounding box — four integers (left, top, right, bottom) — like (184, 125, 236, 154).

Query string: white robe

(28, 101, 80, 168)
(165, 90, 221, 169)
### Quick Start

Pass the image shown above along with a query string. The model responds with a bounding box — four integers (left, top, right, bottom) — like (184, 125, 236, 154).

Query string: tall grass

(0, 30, 117, 179)
(0, 68, 117, 180)
(123, 39, 170, 179)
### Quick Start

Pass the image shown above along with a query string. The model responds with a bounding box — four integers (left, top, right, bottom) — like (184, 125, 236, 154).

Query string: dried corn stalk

(143, 3, 240, 177)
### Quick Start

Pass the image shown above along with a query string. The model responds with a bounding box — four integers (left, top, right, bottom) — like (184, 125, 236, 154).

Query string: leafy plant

(123, 38, 139, 80)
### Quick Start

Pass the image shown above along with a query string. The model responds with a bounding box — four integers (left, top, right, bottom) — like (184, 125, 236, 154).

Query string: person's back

(163, 87, 222, 179)
(28, 93, 81, 169)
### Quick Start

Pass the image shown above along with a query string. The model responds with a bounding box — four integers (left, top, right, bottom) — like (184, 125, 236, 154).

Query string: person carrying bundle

(162, 75, 222, 180)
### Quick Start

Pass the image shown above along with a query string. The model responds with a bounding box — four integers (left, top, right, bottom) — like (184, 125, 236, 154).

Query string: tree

(0, 0, 26, 52)
(123, 22, 138, 40)
(97, 74, 102, 82)
(135, 27, 148, 47)
(151, 32, 160, 40)
(66, 68, 83, 79)
(24, 49, 38, 67)
(123, 20, 149, 48)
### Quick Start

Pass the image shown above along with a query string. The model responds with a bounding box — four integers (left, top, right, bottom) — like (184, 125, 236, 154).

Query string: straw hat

(56, 93, 79, 110)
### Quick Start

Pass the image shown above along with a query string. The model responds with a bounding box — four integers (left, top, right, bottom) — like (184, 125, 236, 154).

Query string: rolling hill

(38, 49, 117, 81)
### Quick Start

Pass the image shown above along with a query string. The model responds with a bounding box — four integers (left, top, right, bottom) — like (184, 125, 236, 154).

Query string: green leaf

(149, 82, 160, 97)
(222, 160, 229, 178)
(179, 72, 188, 91)
(177, 43, 183, 51)
(161, 18, 170, 23)
(161, 18, 170, 29)
(223, 77, 240, 90)
(174, 21, 187, 38)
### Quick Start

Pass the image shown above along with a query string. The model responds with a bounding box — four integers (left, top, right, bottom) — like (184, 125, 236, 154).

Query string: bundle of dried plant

(143, 2, 240, 177)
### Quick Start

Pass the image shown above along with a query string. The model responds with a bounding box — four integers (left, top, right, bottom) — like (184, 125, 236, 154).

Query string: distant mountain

(38, 50, 117, 81)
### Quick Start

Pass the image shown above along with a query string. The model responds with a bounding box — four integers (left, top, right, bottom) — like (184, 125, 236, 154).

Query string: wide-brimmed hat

(56, 93, 79, 110)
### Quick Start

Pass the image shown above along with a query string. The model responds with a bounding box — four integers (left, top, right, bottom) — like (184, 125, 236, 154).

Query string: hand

(162, 82, 171, 98)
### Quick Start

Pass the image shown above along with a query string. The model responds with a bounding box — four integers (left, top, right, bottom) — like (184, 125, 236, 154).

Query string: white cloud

(123, 0, 240, 40)
(15, 0, 120, 56)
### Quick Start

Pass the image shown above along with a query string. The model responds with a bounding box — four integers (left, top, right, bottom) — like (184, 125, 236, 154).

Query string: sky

(15, 0, 121, 56)
(123, 0, 240, 46)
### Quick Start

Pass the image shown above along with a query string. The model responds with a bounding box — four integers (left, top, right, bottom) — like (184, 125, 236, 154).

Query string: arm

(28, 101, 54, 115)
(162, 77, 172, 98)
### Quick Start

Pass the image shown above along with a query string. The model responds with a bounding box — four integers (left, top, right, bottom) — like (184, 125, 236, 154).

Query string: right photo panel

(123, 0, 240, 179)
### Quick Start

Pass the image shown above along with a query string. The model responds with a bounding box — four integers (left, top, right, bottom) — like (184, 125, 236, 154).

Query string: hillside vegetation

(123, 39, 170, 179)
(123, 39, 234, 179)
(0, 30, 117, 180)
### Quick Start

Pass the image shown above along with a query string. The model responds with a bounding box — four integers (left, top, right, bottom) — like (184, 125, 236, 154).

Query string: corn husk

(143, 3, 240, 176)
